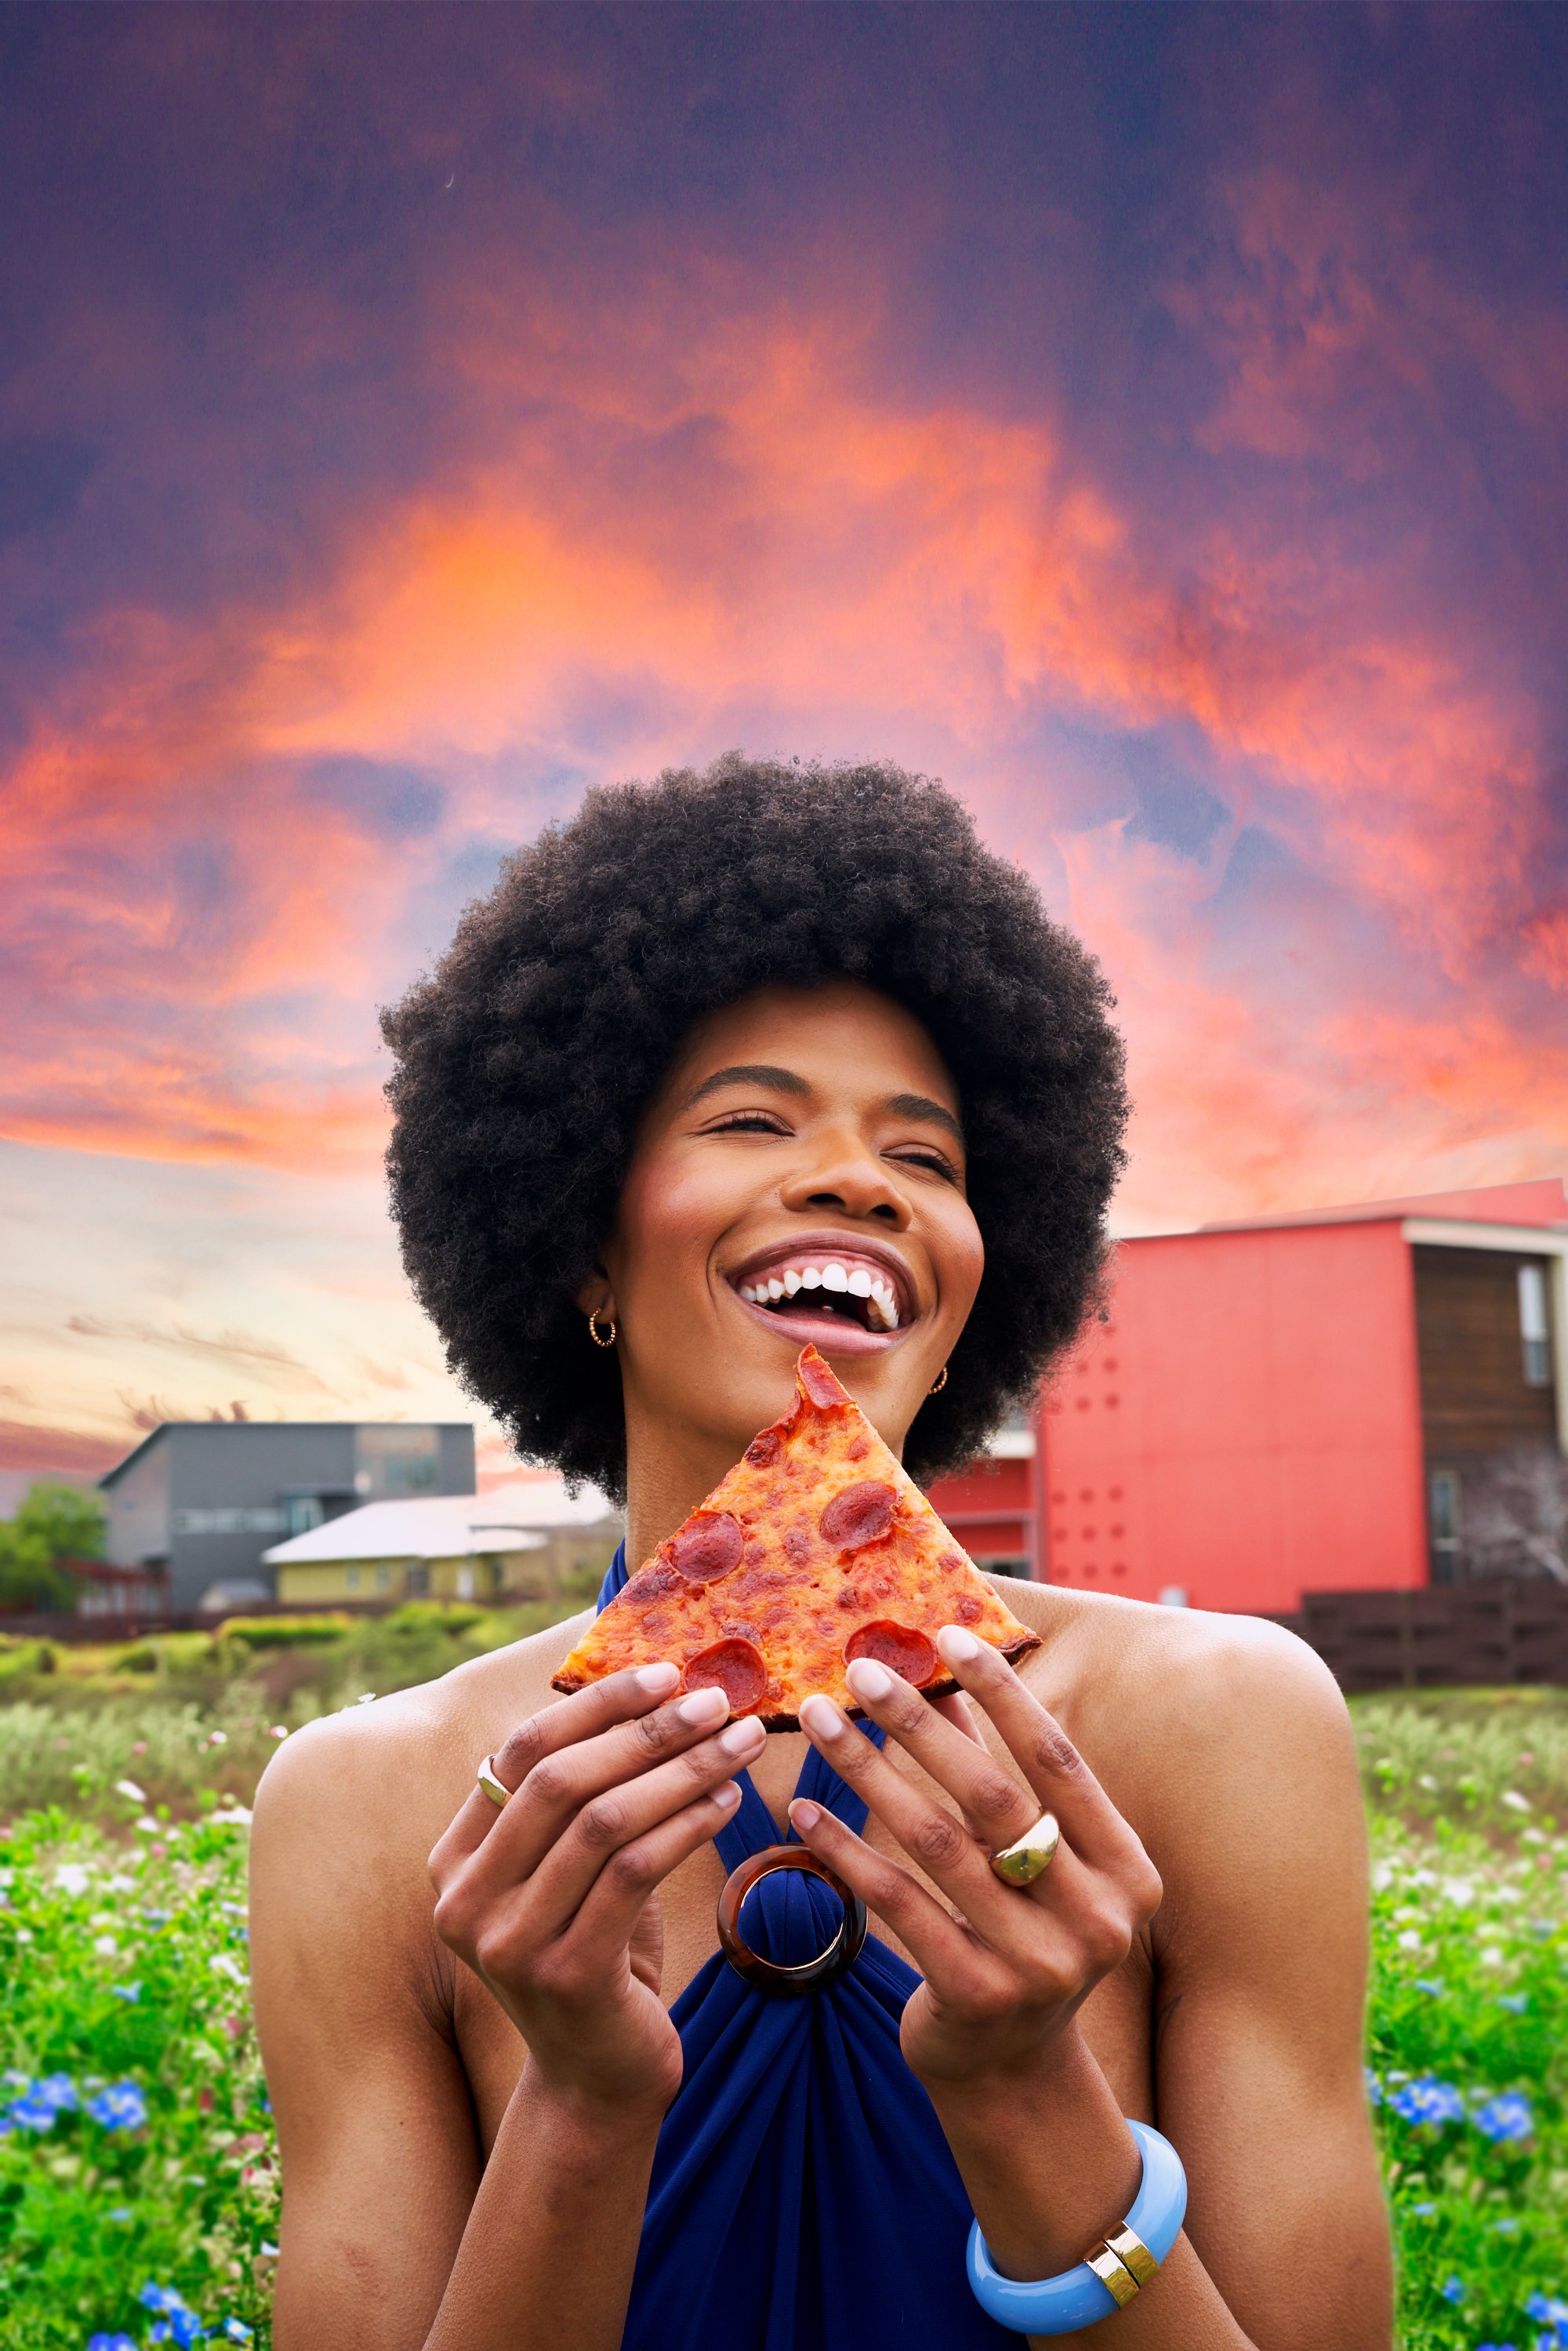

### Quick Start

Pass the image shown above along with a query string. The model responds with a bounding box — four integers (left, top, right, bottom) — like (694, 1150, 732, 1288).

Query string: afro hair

(381, 755, 1127, 1500)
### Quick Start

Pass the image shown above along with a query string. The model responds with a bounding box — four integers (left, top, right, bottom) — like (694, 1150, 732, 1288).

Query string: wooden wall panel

(1414, 1246, 1557, 1457)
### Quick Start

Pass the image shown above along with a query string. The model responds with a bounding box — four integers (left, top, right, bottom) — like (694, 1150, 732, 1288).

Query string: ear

(573, 1274, 616, 1320)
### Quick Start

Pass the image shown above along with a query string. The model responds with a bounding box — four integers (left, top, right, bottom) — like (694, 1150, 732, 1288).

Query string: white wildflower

(53, 1863, 90, 1896)
(1396, 1928, 1423, 1951)
(1501, 1790, 1530, 1812)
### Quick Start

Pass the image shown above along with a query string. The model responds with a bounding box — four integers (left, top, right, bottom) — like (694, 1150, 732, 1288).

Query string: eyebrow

(685, 1065, 964, 1143)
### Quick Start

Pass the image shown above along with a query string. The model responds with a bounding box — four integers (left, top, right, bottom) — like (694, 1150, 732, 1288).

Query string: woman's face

(593, 979, 985, 1478)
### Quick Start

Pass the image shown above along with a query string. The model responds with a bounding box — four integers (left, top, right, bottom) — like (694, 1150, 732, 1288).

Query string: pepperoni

(844, 1620, 939, 1687)
(954, 1591, 984, 1624)
(782, 1527, 811, 1565)
(669, 1511, 745, 1583)
(684, 1637, 768, 1715)
(819, 1480, 896, 1550)
(797, 1347, 849, 1409)
(745, 1429, 782, 1468)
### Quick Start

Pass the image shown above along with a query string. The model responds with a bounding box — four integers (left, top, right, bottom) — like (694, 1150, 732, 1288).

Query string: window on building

(1518, 1264, 1552, 1388)
(346, 1565, 361, 1591)
(1428, 1468, 1462, 1582)
(375, 1564, 390, 1591)
(285, 1495, 325, 1539)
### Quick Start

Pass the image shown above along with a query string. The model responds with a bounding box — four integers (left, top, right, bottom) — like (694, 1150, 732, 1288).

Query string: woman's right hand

(428, 1664, 765, 2120)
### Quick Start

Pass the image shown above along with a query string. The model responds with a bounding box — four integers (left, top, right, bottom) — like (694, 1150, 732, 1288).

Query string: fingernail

(713, 1781, 742, 1812)
(799, 1693, 845, 1739)
(678, 1687, 728, 1724)
(845, 1658, 892, 1702)
(637, 1662, 681, 1693)
(937, 1626, 981, 1665)
(789, 1798, 822, 1832)
(720, 1717, 764, 1753)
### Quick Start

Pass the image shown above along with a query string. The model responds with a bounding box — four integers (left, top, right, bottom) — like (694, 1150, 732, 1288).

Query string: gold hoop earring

(928, 1364, 948, 1395)
(587, 1309, 617, 1349)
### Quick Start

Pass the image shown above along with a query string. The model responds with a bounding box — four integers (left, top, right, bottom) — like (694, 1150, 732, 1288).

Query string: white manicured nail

(713, 1781, 742, 1811)
(637, 1662, 681, 1693)
(679, 1687, 729, 1724)
(845, 1659, 893, 1702)
(936, 1626, 981, 1665)
(799, 1694, 846, 1739)
(720, 1717, 764, 1753)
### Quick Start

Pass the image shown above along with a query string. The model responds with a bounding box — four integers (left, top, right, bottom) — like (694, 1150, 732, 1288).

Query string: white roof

(263, 1477, 620, 1566)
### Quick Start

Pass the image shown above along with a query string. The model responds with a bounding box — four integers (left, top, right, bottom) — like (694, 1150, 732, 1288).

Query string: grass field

(0, 1613, 1564, 2349)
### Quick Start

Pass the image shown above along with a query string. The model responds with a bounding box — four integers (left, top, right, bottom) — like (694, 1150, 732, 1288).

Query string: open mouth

(727, 1240, 914, 1352)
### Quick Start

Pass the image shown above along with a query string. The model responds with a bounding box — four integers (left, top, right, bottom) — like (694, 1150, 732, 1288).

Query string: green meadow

(0, 1612, 1564, 2350)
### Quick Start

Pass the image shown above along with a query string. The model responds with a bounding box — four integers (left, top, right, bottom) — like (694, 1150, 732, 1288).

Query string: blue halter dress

(596, 1546, 1012, 2351)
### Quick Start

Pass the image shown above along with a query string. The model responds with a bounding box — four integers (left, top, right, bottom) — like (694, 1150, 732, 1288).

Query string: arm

(789, 1619, 1391, 2351)
(250, 1667, 764, 2351)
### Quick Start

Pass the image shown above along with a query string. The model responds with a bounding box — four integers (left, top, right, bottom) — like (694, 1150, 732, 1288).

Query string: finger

(431, 1662, 681, 1874)
(800, 1690, 1050, 1960)
(934, 1626, 1137, 1866)
(786, 1797, 999, 1986)
(518, 1714, 767, 1938)
(843, 1660, 1037, 1849)
(552, 1781, 747, 1969)
(931, 1691, 987, 1749)
(473, 1683, 741, 1888)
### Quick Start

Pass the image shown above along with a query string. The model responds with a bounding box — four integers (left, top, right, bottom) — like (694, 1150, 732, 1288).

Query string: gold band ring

(476, 1754, 512, 1808)
(988, 1809, 1060, 1887)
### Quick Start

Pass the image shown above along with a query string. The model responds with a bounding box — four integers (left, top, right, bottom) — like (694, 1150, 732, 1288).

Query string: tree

(0, 1480, 107, 1612)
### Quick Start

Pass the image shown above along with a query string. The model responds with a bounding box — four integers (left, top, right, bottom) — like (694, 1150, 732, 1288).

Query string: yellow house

(263, 1481, 622, 1608)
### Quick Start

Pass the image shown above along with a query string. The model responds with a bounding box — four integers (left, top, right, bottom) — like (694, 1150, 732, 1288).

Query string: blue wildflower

(1415, 1978, 1446, 1997)
(110, 1983, 142, 2004)
(107, 2207, 132, 2222)
(1388, 2076, 1465, 2126)
(223, 2324, 252, 2342)
(33, 2073, 78, 2113)
(1439, 2274, 1466, 2302)
(1524, 2295, 1568, 2323)
(87, 2082, 147, 2131)
(1363, 2066, 1382, 2105)
(1409, 2201, 1436, 2215)
(170, 2312, 205, 2347)
(139, 2285, 181, 2313)
(86, 2335, 138, 2351)
(1472, 2093, 1533, 2144)
(1497, 1993, 1530, 2014)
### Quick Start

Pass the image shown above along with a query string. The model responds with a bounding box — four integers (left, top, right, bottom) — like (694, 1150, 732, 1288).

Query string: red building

(930, 1179, 1567, 1617)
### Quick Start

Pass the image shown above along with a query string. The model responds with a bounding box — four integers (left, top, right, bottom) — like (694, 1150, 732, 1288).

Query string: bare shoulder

(991, 1575, 1359, 1861)
(252, 1606, 596, 1890)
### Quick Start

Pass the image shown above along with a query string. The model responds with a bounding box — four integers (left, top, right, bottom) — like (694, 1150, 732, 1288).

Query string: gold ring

(476, 1754, 511, 1808)
(989, 1810, 1059, 1887)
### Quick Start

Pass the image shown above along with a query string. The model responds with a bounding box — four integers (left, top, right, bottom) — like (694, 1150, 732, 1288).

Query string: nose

(779, 1126, 911, 1228)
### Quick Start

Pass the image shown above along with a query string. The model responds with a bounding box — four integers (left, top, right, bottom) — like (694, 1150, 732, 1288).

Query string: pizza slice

(552, 1343, 1041, 1729)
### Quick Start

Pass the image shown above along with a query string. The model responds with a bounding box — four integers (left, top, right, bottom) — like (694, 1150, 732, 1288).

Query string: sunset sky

(3, 3, 1566, 1479)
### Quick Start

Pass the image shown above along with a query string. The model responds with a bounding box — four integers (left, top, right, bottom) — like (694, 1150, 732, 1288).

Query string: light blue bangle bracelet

(966, 2119, 1187, 2335)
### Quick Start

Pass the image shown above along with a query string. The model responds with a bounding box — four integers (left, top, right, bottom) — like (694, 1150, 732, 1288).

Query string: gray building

(99, 1422, 476, 1610)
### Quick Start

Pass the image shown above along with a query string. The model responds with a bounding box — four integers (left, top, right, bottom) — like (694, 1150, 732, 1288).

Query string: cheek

(609, 1151, 735, 1306)
(938, 1205, 985, 1323)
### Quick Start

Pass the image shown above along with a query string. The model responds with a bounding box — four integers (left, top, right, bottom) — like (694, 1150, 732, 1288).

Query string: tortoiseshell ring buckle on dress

(717, 1844, 868, 1996)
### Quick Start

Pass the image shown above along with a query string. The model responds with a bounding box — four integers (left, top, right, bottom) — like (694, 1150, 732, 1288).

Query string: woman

(252, 757, 1391, 2351)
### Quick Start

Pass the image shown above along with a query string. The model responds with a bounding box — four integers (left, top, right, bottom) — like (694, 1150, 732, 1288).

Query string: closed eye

(701, 1110, 793, 1137)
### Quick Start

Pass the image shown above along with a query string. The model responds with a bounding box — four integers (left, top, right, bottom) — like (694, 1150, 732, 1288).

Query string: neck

(622, 1417, 745, 1573)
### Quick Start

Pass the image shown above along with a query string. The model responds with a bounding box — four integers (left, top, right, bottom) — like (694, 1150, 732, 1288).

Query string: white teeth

(782, 1269, 801, 1296)
(766, 1276, 785, 1302)
(739, 1285, 757, 1303)
(822, 1263, 849, 1292)
(800, 1266, 822, 1288)
(739, 1259, 905, 1328)
(847, 1269, 872, 1298)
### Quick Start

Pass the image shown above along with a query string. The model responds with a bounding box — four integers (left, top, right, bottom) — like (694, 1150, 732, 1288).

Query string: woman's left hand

(792, 1625, 1163, 2091)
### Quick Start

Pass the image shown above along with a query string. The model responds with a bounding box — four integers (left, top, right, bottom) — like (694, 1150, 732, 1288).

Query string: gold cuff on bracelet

(1102, 2222, 1159, 2289)
(1084, 2242, 1142, 2309)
